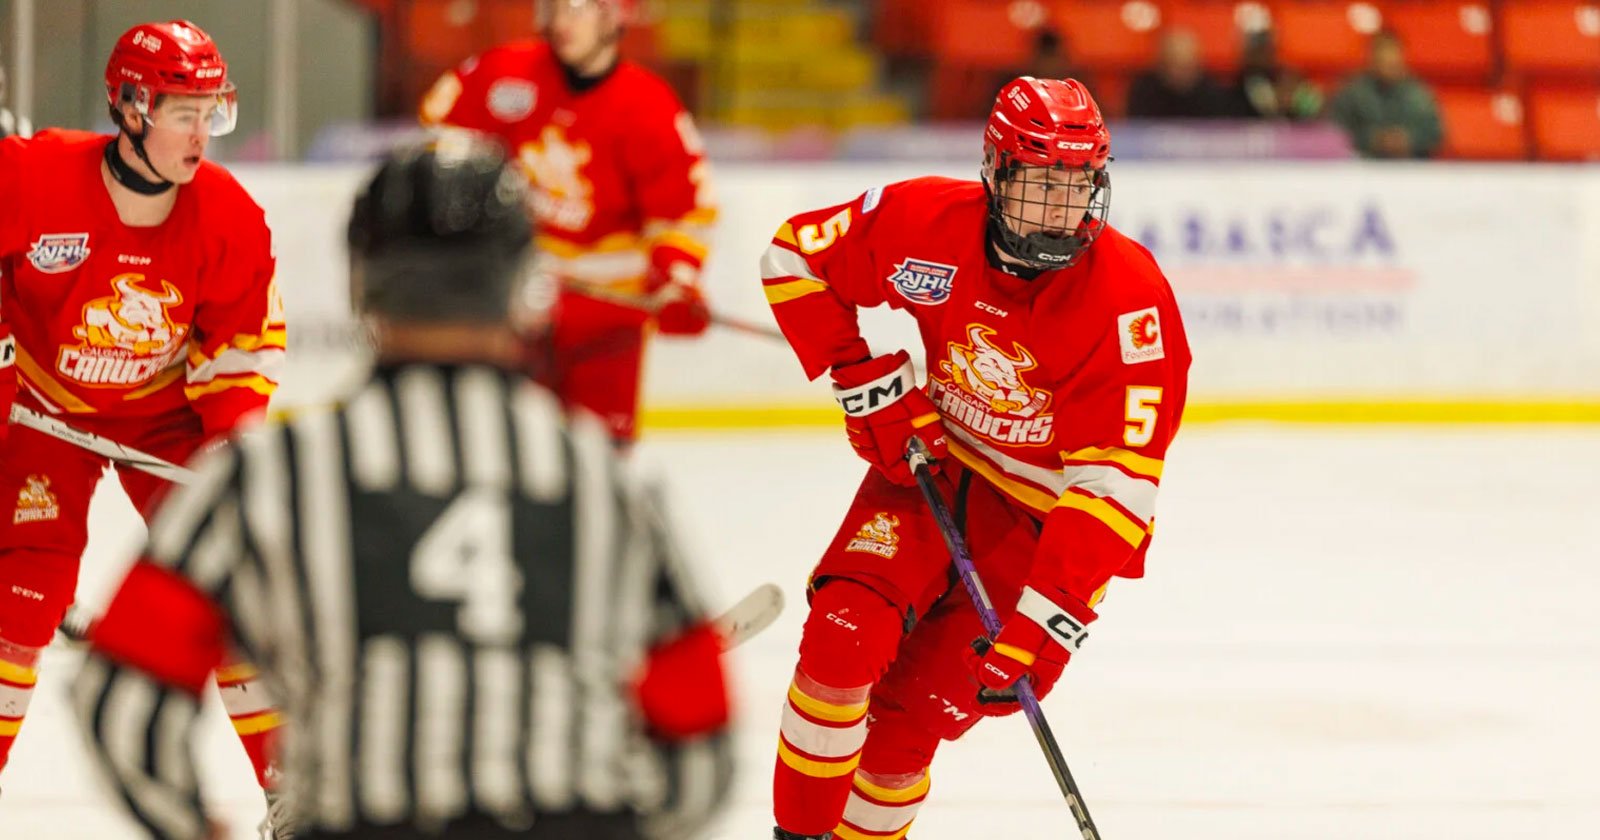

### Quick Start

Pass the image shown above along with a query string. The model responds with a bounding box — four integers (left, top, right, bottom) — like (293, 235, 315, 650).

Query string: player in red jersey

(0, 19, 290, 833)
(761, 78, 1192, 840)
(420, 0, 716, 444)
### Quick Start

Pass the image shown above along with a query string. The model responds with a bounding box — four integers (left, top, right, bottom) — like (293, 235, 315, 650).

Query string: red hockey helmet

(104, 20, 237, 137)
(982, 77, 1111, 270)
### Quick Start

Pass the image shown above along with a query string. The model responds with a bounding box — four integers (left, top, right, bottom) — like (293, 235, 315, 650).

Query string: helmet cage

(983, 149, 1111, 269)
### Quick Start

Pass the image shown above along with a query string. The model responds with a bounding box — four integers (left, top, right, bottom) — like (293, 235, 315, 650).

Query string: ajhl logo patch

(27, 233, 91, 274)
(888, 258, 957, 305)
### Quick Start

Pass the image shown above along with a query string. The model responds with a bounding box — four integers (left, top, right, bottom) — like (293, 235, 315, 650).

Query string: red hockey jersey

(421, 41, 714, 313)
(762, 177, 1191, 605)
(0, 130, 283, 439)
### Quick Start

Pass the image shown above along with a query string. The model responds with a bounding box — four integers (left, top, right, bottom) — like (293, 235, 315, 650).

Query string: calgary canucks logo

(929, 324, 1055, 446)
(845, 512, 901, 558)
(27, 233, 91, 274)
(57, 274, 189, 387)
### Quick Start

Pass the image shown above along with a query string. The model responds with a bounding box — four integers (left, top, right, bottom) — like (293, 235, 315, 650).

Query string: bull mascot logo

(940, 325, 1050, 418)
(75, 274, 185, 356)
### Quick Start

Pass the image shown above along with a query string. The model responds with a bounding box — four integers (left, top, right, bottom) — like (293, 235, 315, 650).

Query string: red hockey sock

(0, 638, 40, 777)
(774, 670, 870, 837)
(215, 659, 282, 787)
(774, 581, 904, 837)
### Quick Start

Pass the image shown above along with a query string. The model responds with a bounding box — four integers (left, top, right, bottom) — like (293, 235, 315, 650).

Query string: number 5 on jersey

(1124, 386, 1163, 447)
(410, 488, 524, 644)
(797, 208, 851, 254)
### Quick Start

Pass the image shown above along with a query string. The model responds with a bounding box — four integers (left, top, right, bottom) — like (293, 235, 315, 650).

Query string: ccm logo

(838, 378, 904, 416)
(1057, 141, 1095, 151)
(1046, 614, 1088, 651)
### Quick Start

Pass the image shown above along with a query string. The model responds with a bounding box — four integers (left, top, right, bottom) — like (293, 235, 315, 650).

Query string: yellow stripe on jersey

(230, 711, 283, 735)
(680, 207, 719, 226)
(537, 231, 642, 259)
(1054, 491, 1150, 547)
(764, 278, 829, 305)
(945, 438, 1055, 514)
(0, 717, 21, 737)
(853, 770, 931, 804)
(123, 366, 186, 402)
(1061, 445, 1165, 481)
(184, 374, 278, 401)
(215, 663, 259, 684)
(14, 346, 95, 412)
(777, 737, 862, 778)
(652, 229, 710, 261)
(787, 683, 869, 724)
(774, 222, 799, 247)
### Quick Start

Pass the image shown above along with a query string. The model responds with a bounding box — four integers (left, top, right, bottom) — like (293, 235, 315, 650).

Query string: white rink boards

(7, 426, 1598, 839)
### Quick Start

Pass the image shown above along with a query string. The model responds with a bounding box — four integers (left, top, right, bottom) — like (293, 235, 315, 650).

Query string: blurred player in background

(74, 135, 734, 840)
(760, 77, 1191, 839)
(0, 18, 289, 827)
(420, 0, 717, 445)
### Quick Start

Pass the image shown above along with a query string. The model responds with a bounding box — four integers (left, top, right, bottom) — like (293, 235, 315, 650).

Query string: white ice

(8, 426, 1599, 839)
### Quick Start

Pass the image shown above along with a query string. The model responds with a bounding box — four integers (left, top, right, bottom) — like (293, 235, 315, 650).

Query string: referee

(71, 135, 734, 840)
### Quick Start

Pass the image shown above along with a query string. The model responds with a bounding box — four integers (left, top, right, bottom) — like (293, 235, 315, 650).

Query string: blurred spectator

(0, 62, 30, 138)
(1224, 30, 1322, 121)
(1328, 30, 1442, 158)
(992, 28, 1097, 107)
(1126, 29, 1230, 118)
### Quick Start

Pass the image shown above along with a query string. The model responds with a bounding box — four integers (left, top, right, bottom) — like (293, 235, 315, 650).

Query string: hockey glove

(966, 586, 1096, 711)
(830, 350, 946, 486)
(649, 263, 712, 336)
(633, 622, 730, 740)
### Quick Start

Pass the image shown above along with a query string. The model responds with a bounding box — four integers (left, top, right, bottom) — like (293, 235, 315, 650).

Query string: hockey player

(0, 18, 288, 827)
(74, 134, 734, 840)
(761, 77, 1192, 839)
(419, 0, 717, 444)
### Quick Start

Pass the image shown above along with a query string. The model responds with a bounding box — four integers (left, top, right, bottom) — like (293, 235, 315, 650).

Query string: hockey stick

(905, 438, 1103, 840)
(61, 581, 785, 651)
(562, 278, 787, 343)
(9, 404, 195, 483)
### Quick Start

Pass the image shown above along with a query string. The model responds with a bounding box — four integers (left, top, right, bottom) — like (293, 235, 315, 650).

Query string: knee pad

(796, 580, 904, 689)
(0, 550, 78, 648)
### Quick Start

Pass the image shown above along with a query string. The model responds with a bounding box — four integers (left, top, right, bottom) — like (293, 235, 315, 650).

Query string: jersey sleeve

(73, 444, 247, 840)
(0, 138, 25, 440)
(418, 48, 516, 139)
(760, 185, 903, 379)
(185, 205, 285, 439)
(623, 92, 717, 289)
(1030, 292, 1192, 611)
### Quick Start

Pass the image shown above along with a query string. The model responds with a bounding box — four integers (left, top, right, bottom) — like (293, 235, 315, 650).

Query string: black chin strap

(103, 132, 173, 196)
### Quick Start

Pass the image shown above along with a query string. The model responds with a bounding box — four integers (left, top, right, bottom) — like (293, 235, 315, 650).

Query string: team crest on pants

(13, 475, 58, 524)
(846, 512, 901, 558)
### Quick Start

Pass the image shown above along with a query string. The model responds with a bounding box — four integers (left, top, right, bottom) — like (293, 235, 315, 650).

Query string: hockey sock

(835, 768, 930, 840)
(773, 669, 870, 837)
(0, 636, 40, 776)
(216, 659, 282, 787)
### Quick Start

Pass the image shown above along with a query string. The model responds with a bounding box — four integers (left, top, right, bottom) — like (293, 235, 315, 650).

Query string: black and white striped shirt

(73, 364, 732, 839)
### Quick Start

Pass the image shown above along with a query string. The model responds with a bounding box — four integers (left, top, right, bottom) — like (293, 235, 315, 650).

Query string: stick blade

(714, 583, 785, 650)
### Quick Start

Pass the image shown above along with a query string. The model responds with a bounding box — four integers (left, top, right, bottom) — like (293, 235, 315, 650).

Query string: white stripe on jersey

(414, 634, 470, 827)
(455, 366, 513, 489)
(527, 643, 575, 811)
(358, 636, 411, 825)
(295, 408, 359, 829)
(347, 381, 402, 492)
(472, 647, 530, 822)
(395, 367, 456, 495)
(511, 383, 567, 503)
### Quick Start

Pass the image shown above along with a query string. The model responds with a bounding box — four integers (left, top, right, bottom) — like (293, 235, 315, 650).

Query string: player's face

(999, 165, 1097, 238)
(140, 95, 219, 183)
(543, 0, 616, 68)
